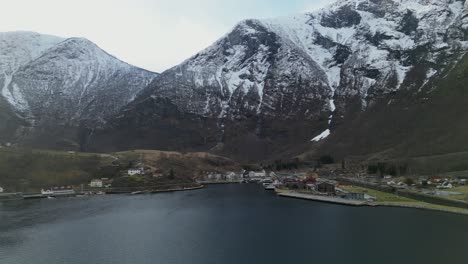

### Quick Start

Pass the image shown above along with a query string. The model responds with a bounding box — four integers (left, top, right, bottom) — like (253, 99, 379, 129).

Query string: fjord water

(0, 184, 467, 264)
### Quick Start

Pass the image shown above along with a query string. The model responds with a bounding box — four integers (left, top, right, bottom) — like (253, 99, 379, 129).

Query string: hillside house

(89, 179, 104, 188)
(283, 181, 307, 190)
(437, 182, 453, 189)
(249, 170, 266, 178)
(128, 168, 144, 176)
(226, 172, 241, 181)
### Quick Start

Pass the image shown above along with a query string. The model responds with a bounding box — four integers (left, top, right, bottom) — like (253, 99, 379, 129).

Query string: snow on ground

(311, 129, 331, 142)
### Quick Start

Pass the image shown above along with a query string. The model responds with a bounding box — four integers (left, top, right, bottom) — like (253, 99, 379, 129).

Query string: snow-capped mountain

(1, 32, 64, 112)
(92, 0, 467, 160)
(0, 31, 157, 148)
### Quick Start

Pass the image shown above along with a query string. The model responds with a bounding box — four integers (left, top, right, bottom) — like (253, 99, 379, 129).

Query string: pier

(277, 191, 367, 206)
(0, 192, 23, 201)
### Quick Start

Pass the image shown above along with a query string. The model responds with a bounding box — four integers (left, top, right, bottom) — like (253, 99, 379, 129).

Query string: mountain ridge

(88, 0, 468, 161)
(0, 31, 158, 149)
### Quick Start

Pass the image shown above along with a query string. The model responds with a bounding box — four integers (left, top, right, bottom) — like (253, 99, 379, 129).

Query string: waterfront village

(1, 161, 468, 214)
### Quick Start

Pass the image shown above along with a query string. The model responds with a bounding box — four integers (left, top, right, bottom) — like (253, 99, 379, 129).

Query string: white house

(249, 170, 267, 178)
(225, 172, 241, 181)
(437, 182, 453, 189)
(89, 179, 103, 188)
(128, 168, 144, 176)
(0, 186, 4, 193)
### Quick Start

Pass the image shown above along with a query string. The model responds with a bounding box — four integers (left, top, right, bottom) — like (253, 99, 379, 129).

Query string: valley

(1, 0, 468, 213)
(2, 1, 468, 263)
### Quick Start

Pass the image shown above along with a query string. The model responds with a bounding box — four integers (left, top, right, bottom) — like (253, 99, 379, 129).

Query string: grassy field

(0, 148, 241, 192)
(448, 186, 468, 202)
(115, 150, 241, 178)
(0, 148, 115, 192)
(340, 185, 468, 214)
(340, 185, 415, 203)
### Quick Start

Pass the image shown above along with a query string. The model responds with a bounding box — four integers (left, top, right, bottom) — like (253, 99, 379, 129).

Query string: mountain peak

(0, 31, 63, 75)
(0, 31, 158, 150)
(97, 0, 467, 160)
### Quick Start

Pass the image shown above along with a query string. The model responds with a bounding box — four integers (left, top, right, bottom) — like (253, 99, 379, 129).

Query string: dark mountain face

(88, 19, 331, 160)
(0, 97, 26, 145)
(0, 32, 158, 150)
(89, 0, 468, 162)
(3, 1, 466, 162)
(316, 53, 468, 160)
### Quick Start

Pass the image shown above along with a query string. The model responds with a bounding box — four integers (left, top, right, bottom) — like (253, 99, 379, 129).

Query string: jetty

(0, 192, 23, 201)
(277, 191, 367, 206)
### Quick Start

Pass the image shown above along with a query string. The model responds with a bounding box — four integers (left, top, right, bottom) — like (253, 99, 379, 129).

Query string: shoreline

(276, 190, 468, 215)
(277, 192, 367, 206)
(196, 181, 242, 185)
(149, 185, 205, 193)
(95, 184, 205, 195)
(1, 185, 206, 202)
(5, 184, 468, 215)
(374, 202, 468, 215)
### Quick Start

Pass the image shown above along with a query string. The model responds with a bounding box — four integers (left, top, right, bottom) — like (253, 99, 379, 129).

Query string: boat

(41, 188, 76, 198)
(264, 184, 275, 190)
(51, 189, 75, 196)
(261, 179, 273, 187)
(131, 191, 144, 195)
(41, 189, 54, 196)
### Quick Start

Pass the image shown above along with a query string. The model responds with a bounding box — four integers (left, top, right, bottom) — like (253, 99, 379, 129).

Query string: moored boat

(41, 187, 76, 198)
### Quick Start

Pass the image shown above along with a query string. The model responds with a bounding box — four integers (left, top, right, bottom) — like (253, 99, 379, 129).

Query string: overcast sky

(0, 0, 334, 73)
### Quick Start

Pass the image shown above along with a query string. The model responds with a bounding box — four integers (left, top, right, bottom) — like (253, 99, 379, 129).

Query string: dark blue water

(0, 184, 467, 264)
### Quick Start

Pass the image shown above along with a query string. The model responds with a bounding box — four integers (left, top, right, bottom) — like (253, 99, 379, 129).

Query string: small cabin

(249, 170, 267, 178)
(89, 179, 104, 188)
(128, 168, 144, 176)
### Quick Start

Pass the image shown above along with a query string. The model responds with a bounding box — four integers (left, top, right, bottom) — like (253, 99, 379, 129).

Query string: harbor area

(276, 191, 368, 206)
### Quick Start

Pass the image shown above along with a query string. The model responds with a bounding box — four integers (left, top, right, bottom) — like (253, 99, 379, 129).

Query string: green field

(448, 186, 468, 202)
(340, 185, 468, 214)
(0, 148, 114, 192)
(340, 185, 415, 203)
(0, 148, 240, 193)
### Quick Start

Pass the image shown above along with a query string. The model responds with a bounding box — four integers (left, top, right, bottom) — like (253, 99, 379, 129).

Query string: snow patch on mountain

(108, 0, 468, 149)
(312, 129, 331, 142)
(0, 31, 63, 75)
(0, 31, 64, 112)
(0, 31, 158, 132)
(1, 74, 29, 112)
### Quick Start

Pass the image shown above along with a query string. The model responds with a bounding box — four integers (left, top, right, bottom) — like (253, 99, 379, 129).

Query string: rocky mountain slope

(90, 0, 468, 161)
(0, 31, 158, 149)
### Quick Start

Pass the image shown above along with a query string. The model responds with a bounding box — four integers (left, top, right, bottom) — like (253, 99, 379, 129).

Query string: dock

(196, 180, 242, 185)
(23, 192, 77, 199)
(277, 191, 367, 206)
(0, 192, 23, 201)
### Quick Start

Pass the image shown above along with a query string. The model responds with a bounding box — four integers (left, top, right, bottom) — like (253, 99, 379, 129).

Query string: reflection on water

(1, 184, 467, 264)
